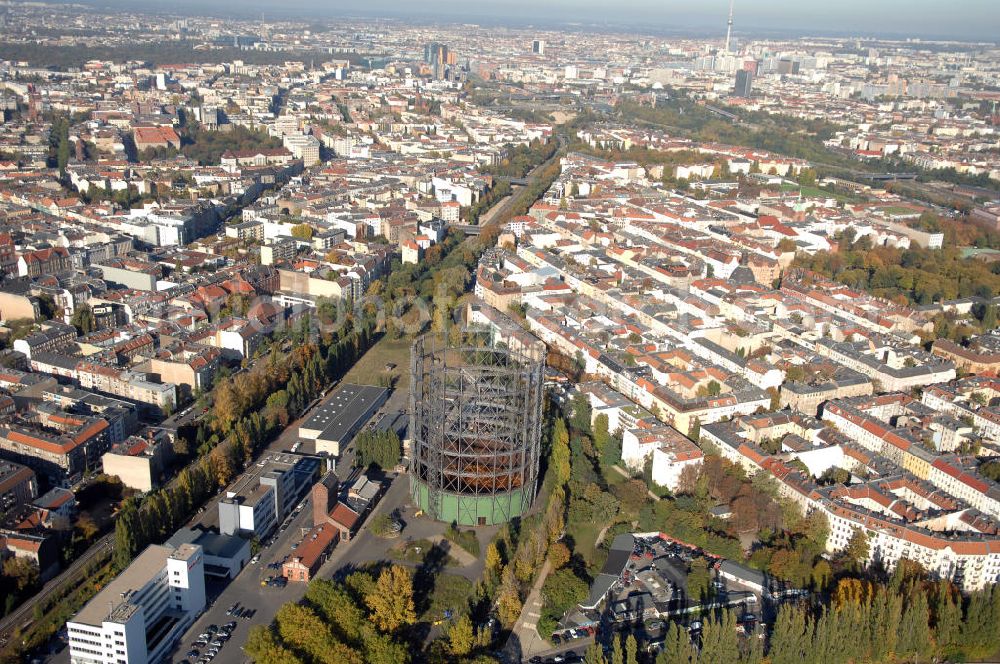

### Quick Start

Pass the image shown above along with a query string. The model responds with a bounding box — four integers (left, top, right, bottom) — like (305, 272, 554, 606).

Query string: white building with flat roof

(67, 543, 206, 664)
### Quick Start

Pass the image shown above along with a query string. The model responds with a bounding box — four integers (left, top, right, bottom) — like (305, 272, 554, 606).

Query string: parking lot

(171, 489, 318, 664)
(170, 388, 412, 664)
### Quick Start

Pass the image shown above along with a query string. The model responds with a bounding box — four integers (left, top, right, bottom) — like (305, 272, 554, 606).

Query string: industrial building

(409, 336, 544, 526)
(166, 527, 251, 579)
(298, 383, 388, 456)
(282, 522, 338, 582)
(67, 543, 205, 664)
(217, 452, 319, 539)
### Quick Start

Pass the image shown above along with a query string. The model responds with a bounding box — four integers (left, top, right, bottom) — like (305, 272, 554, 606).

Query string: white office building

(67, 544, 206, 664)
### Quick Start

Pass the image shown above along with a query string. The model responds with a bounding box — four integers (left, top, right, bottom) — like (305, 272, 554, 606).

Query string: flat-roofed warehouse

(298, 384, 389, 456)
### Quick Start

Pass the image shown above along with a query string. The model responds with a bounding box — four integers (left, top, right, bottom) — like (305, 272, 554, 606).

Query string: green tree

(931, 581, 962, 658)
(113, 496, 148, 570)
(244, 625, 304, 664)
(688, 417, 701, 442)
(541, 568, 589, 624)
(354, 430, 401, 469)
(624, 633, 638, 664)
(359, 625, 410, 664)
(570, 392, 592, 433)
(305, 578, 366, 643)
(551, 418, 571, 486)
(71, 304, 97, 334)
(699, 610, 739, 664)
(275, 603, 360, 664)
(593, 413, 611, 457)
(686, 557, 712, 603)
(896, 590, 931, 661)
(657, 622, 696, 664)
(610, 635, 624, 664)
(583, 643, 608, 664)
(769, 605, 811, 664)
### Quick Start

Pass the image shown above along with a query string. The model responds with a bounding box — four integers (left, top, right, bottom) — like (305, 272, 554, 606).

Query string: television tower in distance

(724, 0, 734, 52)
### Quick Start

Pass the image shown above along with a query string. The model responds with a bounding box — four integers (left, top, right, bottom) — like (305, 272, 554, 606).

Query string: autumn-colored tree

(496, 568, 522, 628)
(548, 541, 571, 569)
(843, 527, 870, 570)
(832, 577, 874, 608)
(365, 565, 416, 632)
(2, 557, 38, 592)
(484, 541, 503, 584)
(448, 615, 475, 656)
(291, 222, 314, 240)
(212, 379, 243, 433)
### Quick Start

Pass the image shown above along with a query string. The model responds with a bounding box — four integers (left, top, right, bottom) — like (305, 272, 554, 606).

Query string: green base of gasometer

(410, 478, 533, 526)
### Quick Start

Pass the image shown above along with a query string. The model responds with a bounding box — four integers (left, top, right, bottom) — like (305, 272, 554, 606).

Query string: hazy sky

(88, 0, 1000, 41)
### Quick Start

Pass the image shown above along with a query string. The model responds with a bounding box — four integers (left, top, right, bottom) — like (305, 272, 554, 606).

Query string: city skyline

(63, 0, 1000, 41)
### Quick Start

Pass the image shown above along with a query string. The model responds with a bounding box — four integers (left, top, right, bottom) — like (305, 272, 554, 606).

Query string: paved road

(507, 558, 552, 659)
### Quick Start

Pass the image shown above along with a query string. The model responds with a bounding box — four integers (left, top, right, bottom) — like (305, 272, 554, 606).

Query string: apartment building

(0, 459, 37, 514)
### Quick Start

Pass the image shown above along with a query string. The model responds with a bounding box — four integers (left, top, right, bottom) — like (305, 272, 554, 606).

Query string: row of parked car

(181, 621, 237, 664)
(529, 652, 583, 664)
(550, 624, 596, 644)
(226, 602, 256, 619)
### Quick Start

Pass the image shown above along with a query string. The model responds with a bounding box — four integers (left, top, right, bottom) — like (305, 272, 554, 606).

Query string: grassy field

(420, 573, 475, 621)
(567, 519, 604, 571)
(877, 205, 921, 216)
(341, 335, 413, 391)
(800, 185, 862, 203)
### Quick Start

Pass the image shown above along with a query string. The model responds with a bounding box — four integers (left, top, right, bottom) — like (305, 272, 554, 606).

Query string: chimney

(311, 471, 338, 526)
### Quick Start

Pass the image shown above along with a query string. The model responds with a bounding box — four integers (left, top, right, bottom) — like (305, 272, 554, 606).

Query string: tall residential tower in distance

(724, 0, 735, 52)
(734, 69, 753, 97)
(532, 38, 545, 55)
